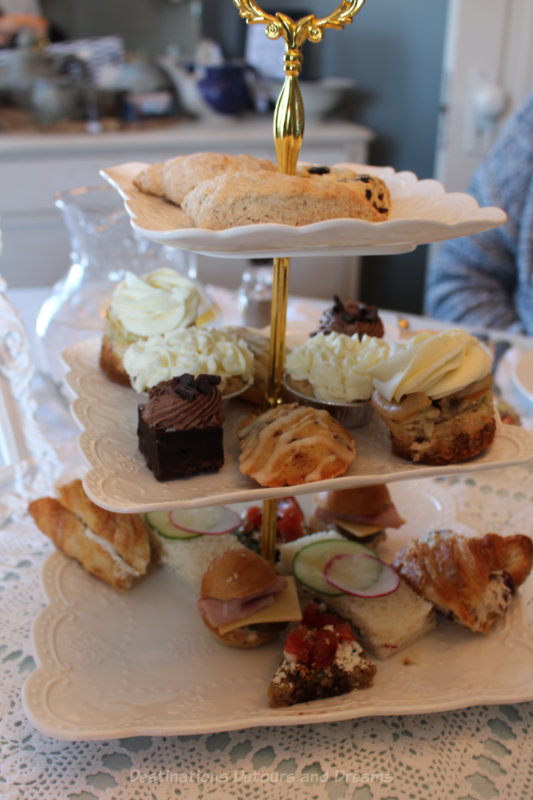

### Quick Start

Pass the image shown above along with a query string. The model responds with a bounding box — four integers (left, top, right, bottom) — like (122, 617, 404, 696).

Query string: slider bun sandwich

(311, 483, 405, 541)
(196, 548, 301, 649)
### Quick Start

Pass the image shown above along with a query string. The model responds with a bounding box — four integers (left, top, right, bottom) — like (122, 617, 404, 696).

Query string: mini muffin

(311, 295, 385, 339)
(99, 267, 202, 386)
(284, 331, 389, 427)
(369, 329, 496, 465)
(123, 326, 254, 396)
(238, 402, 356, 487)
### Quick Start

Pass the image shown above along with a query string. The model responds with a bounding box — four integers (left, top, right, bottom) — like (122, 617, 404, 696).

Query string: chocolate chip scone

(182, 169, 391, 230)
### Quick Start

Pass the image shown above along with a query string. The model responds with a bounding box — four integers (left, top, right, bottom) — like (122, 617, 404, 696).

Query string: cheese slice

(333, 519, 383, 538)
(217, 577, 302, 636)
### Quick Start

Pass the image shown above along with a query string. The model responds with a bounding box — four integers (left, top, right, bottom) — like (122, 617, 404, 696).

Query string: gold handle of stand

(232, 0, 367, 563)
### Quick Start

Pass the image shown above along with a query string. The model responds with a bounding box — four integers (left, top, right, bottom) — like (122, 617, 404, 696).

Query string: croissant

(392, 529, 533, 634)
(28, 479, 151, 591)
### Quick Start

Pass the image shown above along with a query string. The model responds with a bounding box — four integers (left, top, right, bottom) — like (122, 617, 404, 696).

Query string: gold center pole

(232, 1, 367, 563)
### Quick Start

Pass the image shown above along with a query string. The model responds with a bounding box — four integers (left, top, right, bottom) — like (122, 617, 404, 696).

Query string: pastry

(137, 373, 225, 481)
(369, 328, 497, 464)
(238, 402, 356, 487)
(311, 295, 385, 339)
(196, 548, 300, 649)
(28, 479, 151, 590)
(99, 267, 202, 387)
(134, 151, 276, 206)
(123, 326, 254, 395)
(268, 600, 376, 708)
(181, 168, 391, 230)
(284, 331, 389, 426)
(278, 531, 437, 659)
(392, 529, 533, 634)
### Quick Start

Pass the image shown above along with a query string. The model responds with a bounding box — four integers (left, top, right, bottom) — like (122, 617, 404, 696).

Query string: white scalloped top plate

(23, 481, 533, 740)
(101, 162, 507, 259)
(62, 337, 533, 514)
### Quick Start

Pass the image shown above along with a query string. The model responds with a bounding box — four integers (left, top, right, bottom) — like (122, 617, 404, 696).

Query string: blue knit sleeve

(424, 90, 533, 334)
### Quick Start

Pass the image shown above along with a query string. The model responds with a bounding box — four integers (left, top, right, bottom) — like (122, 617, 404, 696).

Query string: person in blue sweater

(424, 89, 533, 335)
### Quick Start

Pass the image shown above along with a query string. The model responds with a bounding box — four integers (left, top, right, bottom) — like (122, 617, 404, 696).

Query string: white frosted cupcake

(123, 327, 255, 396)
(368, 329, 496, 464)
(283, 332, 390, 427)
(99, 267, 203, 386)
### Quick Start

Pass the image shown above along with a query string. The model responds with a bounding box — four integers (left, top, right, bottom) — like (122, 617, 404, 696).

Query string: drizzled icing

(285, 332, 389, 403)
(110, 267, 201, 337)
(123, 327, 254, 394)
(369, 329, 492, 403)
(140, 374, 223, 431)
(238, 403, 355, 486)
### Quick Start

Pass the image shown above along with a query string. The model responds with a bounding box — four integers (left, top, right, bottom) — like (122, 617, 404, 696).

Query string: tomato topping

(284, 625, 311, 663)
(242, 497, 306, 542)
(310, 629, 338, 670)
(332, 621, 356, 642)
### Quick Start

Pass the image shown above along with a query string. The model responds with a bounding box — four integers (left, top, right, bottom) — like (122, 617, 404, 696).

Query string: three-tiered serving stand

(88, 0, 527, 553)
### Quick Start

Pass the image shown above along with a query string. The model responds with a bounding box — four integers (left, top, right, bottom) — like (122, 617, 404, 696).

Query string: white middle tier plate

(101, 161, 506, 259)
(63, 338, 533, 514)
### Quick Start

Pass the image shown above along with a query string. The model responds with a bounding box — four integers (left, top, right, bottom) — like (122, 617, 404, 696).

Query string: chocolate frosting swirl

(312, 295, 384, 339)
(141, 374, 224, 430)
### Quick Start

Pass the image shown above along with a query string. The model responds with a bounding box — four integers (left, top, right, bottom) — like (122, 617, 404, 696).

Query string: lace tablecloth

(2, 287, 533, 800)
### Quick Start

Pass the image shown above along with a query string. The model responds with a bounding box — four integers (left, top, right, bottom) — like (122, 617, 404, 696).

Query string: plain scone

(182, 169, 391, 229)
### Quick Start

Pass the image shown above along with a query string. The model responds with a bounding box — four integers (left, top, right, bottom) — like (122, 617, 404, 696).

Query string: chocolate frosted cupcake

(138, 373, 224, 481)
(312, 295, 384, 340)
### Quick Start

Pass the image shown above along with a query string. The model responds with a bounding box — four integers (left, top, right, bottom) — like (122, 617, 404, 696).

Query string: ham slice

(315, 503, 404, 530)
(197, 575, 287, 628)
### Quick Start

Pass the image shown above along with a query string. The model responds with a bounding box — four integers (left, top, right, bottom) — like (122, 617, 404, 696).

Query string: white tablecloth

(2, 286, 533, 800)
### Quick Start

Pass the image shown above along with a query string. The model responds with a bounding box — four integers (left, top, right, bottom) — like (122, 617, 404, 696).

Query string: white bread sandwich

(311, 483, 405, 542)
(197, 548, 301, 649)
(278, 531, 436, 659)
(28, 479, 151, 591)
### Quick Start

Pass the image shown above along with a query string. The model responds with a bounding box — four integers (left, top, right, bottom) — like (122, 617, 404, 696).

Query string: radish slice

(168, 505, 241, 535)
(324, 552, 400, 598)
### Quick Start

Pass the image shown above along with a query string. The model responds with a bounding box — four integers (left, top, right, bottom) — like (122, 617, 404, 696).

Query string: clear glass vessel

(35, 184, 194, 389)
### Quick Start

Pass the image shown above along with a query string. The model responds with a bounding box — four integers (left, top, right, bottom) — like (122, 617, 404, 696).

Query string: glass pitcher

(35, 184, 195, 389)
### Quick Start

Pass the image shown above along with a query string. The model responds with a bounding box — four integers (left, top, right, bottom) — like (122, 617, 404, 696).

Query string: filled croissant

(392, 528, 533, 633)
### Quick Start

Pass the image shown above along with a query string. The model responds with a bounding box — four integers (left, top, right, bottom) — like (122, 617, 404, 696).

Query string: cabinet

(0, 118, 373, 297)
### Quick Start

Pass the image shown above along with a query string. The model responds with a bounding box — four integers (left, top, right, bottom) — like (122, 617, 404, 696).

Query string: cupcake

(283, 331, 390, 427)
(311, 295, 385, 339)
(99, 267, 203, 386)
(123, 326, 254, 396)
(368, 329, 496, 465)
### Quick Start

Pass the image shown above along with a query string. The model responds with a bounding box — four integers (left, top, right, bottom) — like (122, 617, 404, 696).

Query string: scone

(182, 169, 391, 230)
(28, 479, 151, 590)
(392, 529, 533, 634)
(134, 151, 276, 206)
(369, 329, 497, 465)
(99, 267, 202, 387)
(238, 402, 356, 487)
(297, 164, 390, 217)
(311, 295, 385, 339)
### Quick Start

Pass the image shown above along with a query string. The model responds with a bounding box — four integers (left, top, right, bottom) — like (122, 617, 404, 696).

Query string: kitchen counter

(0, 116, 373, 295)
